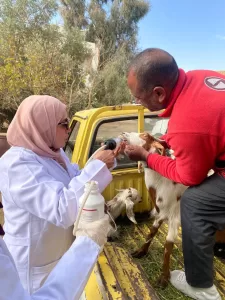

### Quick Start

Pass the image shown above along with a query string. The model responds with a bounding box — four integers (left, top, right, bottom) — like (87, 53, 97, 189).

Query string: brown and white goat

(120, 131, 188, 287)
(107, 188, 142, 237)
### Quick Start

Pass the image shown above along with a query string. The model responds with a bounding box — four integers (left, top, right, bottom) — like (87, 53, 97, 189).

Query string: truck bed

(84, 215, 225, 300)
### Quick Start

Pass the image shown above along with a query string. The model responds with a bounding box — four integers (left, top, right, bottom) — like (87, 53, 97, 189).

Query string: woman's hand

(76, 214, 110, 247)
(93, 150, 115, 169)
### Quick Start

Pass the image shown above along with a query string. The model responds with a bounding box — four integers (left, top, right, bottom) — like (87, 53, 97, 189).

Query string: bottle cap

(84, 181, 99, 192)
(104, 139, 117, 150)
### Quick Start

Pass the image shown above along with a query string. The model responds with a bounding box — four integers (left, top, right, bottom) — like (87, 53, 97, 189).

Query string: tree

(0, 0, 150, 130)
(87, 0, 149, 62)
(0, 0, 58, 56)
(84, 46, 132, 109)
(59, 0, 87, 28)
(59, 0, 150, 109)
(0, 0, 89, 129)
(60, 0, 149, 62)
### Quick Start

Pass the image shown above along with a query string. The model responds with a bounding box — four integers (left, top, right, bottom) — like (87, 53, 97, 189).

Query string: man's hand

(124, 145, 149, 162)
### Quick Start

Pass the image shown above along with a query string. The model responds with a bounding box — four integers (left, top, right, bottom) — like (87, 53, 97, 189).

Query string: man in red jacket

(125, 48, 225, 300)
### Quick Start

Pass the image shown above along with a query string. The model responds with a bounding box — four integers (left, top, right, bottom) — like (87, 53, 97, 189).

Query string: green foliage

(59, 0, 150, 111)
(87, 47, 133, 108)
(86, 0, 149, 60)
(0, 0, 150, 128)
(0, 0, 89, 128)
(0, 0, 58, 54)
(59, 0, 87, 28)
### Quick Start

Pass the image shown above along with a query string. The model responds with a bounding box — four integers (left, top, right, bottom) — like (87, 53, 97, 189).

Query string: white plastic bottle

(78, 181, 105, 224)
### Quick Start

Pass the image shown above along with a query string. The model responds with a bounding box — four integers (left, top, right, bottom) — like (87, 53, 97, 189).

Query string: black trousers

(181, 173, 225, 288)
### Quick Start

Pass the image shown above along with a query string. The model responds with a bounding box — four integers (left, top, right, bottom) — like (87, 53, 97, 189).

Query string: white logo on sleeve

(204, 77, 225, 91)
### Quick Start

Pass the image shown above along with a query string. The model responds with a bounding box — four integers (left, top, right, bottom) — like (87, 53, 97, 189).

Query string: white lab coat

(0, 146, 112, 294)
(0, 235, 100, 300)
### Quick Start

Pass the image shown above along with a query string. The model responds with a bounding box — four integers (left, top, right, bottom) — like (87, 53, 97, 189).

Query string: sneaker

(170, 270, 221, 300)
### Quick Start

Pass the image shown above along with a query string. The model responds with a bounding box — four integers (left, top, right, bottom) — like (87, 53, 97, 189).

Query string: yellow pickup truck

(64, 104, 225, 300)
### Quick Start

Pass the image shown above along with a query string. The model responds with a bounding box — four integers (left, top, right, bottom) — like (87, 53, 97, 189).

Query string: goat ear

(125, 198, 137, 224)
(152, 141, 166, 156)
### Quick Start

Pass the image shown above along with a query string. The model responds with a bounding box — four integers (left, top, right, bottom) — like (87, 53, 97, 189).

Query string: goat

(106, 188, 142, 238)
(120, 131, 188, 288)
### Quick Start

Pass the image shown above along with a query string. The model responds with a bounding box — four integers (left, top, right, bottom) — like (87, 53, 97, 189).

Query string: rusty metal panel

(104, 244, 160, 300)
(84, 243, 160, 300)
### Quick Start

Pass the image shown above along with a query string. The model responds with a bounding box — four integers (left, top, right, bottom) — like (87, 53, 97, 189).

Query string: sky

(137, 0, 225, 71)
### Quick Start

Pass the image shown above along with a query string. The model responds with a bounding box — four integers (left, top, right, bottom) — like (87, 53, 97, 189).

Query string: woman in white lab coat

(0, 214, 110, 300)
(0, 95, 114, 294)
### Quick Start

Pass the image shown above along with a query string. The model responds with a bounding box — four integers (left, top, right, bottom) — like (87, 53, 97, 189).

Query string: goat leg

(132, 221, 163, 258)
(156, 240, 174, 288)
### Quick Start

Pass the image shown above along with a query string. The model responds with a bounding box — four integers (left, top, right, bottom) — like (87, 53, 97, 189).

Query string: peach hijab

(7, 95, 67, 169)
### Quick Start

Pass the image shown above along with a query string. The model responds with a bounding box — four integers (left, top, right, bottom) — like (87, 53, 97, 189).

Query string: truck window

(90, 116, 169, 169)
(64, 121, 80, 161)
(145, 118, 169, 137)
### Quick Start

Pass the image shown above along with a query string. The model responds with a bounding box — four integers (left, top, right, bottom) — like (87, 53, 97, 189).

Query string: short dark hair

(128, 48, 179, 92)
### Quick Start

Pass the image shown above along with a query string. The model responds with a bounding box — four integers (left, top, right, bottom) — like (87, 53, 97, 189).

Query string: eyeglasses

(58, 119, 70, 130)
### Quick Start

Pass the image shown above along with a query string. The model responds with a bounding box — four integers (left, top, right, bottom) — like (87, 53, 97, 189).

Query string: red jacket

(147, 69, 225, 186)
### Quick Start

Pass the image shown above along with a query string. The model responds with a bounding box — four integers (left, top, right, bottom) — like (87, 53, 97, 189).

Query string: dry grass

(115, 216, 225, 300)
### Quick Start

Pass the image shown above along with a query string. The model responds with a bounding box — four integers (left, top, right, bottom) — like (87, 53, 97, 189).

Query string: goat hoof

(155, 275, 169, 289)
(131, 249, 147, 258)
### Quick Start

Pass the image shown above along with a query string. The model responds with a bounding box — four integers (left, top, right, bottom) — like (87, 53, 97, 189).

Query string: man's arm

(147, 133, 217, 186)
